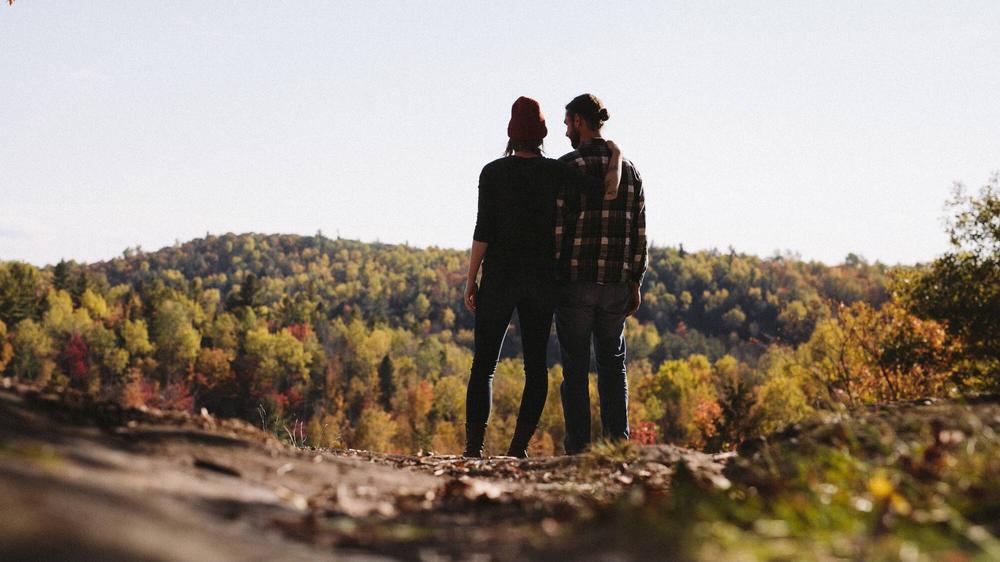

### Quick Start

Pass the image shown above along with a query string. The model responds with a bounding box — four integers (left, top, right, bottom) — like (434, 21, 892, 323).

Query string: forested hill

(81, 232, 890, 356)
(0, 232, 901, 455)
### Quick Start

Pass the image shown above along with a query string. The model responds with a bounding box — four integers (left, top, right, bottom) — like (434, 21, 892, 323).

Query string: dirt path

(0, 385, 725, 562)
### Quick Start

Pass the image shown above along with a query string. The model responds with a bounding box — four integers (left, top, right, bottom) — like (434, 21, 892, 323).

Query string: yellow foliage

(80, 289, 109, 320)
(430, 420, 462, 454)
(352, 408, 397, 453)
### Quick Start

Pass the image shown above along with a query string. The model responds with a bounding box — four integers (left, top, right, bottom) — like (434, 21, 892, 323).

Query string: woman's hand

(603, 140, 623, 200)
(465, 241, 487, 313)
(464, 279, 478, 313)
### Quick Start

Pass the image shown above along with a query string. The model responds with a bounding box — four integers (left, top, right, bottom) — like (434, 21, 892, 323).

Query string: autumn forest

(1, 178, 995, 457)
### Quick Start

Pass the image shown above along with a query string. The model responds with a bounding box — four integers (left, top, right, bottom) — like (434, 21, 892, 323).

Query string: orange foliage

(630, 421, 659, 445)
(824, 302, 961, 403)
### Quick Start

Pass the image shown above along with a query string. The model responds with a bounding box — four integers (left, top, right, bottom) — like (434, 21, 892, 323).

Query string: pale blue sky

(2, 2, 998, 267)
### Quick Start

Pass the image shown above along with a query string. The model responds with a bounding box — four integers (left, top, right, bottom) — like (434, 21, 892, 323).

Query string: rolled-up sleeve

(473, 167, 495, 243)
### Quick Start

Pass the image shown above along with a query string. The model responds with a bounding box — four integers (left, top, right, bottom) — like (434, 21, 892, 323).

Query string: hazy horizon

(5, 229, 924, 270)
(3, 2, 999, 268)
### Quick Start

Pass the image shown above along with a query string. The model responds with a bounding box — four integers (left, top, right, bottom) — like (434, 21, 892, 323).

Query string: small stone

(541, 518, 560, 537)
(275, 486, 308, 511)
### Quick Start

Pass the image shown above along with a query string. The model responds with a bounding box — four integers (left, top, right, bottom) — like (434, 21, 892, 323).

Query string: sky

(2, 1, 999, 267)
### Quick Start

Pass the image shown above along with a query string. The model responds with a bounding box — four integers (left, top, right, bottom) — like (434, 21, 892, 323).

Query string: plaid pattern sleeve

(628, 167, 647, 284)
(557, 140, 646, 284)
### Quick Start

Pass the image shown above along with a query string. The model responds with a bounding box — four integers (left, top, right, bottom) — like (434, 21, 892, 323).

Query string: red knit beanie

(507, 96, 547, 142)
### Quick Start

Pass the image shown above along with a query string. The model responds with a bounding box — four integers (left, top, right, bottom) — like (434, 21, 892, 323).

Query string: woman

(463, 96, 621, 458)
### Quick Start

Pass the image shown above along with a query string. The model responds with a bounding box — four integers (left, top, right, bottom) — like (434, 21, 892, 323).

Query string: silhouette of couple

(463, 94, 646, 457)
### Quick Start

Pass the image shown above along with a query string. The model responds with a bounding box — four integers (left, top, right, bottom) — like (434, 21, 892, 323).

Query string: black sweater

(473, 155, 606, 284)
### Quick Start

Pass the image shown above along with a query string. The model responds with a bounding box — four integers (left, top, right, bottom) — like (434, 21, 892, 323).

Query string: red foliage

(140, 379, 194, 412)
(630, 421, 659, 445)
(268, 390, 289, 410)
(62, 334, 90, 384)
(283, 387, 304, 417)
(140, 380, 160, 406)
(160, 380, 194, 411)
(286, 323, 313, 342)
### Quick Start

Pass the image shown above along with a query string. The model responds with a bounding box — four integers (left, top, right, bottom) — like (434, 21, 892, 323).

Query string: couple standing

(462, 93, 647, 458)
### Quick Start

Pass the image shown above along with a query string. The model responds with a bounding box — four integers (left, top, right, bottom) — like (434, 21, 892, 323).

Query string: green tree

(750, 348, 813, 434)
(243, 325, 313, 394)
(203, 312, 239, 357)
(712, 355, 761, 446)
(902, 174, 1000, 386)
(653, 355, 723, 449)
(152, 300, 200, 380)
(238, 273, 262, 310)
(52, 259, 72, 291)
(377, 354, 396, 411)
(0, 320, 13, 374)
(10, 319, 53, 381)
(0, 262, 45, 326)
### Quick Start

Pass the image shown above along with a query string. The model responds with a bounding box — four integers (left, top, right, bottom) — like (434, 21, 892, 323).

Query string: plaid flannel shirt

(555, 138, 647, 284)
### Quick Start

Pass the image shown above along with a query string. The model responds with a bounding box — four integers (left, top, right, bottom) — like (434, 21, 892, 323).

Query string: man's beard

(568, 130, 581, 148)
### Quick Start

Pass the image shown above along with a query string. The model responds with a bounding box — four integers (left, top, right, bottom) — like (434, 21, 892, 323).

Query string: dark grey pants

(555, 281, 631, 454)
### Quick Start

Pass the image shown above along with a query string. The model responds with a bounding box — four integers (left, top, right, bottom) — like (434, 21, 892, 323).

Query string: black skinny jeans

(465, 274, 554, 431)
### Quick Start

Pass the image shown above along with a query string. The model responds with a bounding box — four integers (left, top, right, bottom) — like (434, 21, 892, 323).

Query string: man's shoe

(463, 422, 487, 458)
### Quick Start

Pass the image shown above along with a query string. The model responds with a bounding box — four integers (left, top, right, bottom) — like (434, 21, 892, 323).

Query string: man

(555, 93, 647, 454)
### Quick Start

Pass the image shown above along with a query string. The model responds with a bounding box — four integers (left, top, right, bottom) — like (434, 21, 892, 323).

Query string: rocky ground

(2, 380, 999, 561)
(0, 381, 726, 562)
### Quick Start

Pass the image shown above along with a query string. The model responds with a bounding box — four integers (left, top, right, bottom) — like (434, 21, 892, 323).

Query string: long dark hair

(505, 139, 544, 156)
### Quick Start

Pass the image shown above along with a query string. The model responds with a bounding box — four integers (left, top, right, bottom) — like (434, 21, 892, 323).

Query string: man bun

(566, 93, 609, 130)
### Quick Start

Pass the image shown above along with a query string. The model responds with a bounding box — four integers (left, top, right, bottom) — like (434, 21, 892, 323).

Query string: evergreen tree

(0, 262, 45, 326)
(378, 354, 396, 411)
(53, 259, 72, 291)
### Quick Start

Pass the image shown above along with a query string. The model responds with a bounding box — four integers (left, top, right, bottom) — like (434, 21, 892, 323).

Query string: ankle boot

(505, 423, 536, 458)
(463, 422, 487, 458)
